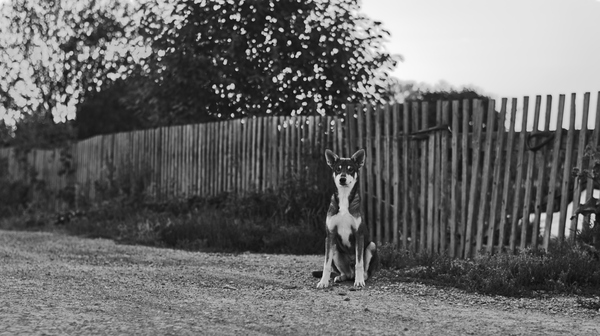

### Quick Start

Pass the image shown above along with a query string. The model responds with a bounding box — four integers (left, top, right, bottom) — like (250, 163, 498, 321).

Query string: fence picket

(427, 107, 436, 253)
(459, 100, 470, 258)
(384, 104, 392, 244)
(509, 97, 529, 252)
(497, 99, 518, 253)
(474, 100, 495, 253)
(543, 95, 567, 250)
(432, 101, 442, 253)
(392, 103, 400, 248)
(569, 93, 589, 238)
(557, 94, 578, 239)
(419, 102, 428, 252)
(520, 96, 542, 250)
(401, 103, 411, 250)
(464, 100, 484, 258)
(450, 101, 461, 257)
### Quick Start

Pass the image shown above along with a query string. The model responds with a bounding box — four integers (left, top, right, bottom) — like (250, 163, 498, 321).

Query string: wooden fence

(1, 93, 599, 256)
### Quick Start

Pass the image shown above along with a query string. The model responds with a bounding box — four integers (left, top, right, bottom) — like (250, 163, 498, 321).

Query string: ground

(1, 230, 599, 335)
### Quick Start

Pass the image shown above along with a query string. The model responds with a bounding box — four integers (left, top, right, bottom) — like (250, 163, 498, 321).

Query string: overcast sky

(362, 0, 600, 98)
(361, 0, 600, 129)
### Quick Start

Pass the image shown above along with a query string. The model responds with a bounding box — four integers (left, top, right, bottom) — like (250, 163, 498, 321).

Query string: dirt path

(1, 230, 599, 335)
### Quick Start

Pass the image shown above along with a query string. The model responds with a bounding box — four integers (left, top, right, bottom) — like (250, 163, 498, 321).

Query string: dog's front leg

(317, 232, 334, 288)
(354, 233, 366, 288)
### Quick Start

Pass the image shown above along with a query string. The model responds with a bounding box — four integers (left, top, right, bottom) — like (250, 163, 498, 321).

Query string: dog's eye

(347, 166, 354, 173)
(335, 166, 342, 173)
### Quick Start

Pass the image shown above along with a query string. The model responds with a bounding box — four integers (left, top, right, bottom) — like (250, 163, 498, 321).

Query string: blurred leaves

(0, 0, 149, 122)
(1, 0, 400, 138)
(132, 0, 399, 123)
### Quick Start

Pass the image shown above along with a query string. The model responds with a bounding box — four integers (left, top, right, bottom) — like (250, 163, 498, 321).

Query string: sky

(361, 0, 600, 100)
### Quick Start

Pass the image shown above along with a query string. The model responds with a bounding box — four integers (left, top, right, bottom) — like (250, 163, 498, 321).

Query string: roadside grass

(379, 241, 600, 298)
(1, 173, 331, 255)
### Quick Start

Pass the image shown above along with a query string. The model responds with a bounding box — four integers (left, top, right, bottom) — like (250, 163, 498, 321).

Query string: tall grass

(57, 171, 333, 255)
(379, 241, 600, 297)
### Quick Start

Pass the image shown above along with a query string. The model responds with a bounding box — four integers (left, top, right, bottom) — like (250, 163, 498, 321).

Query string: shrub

(379, 241, 600, 297)
(53, 171, 330, 255)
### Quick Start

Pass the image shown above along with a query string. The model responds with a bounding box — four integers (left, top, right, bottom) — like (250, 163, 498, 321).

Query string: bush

(52, 172, 330, 255)
(379, 241, 600, 297)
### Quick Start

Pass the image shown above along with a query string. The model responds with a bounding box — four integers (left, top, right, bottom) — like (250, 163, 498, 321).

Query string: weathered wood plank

(543, 95, 567, 249)
(509, 97, 529, 252)
(497, 99, 518, 253)
(475, 100, 496, 253)
(392, 103, 400, 247)
(375, 105, 383, 244)
(440, 101, 450, 254)
(420, 102, 429, 253)
(365, 105, 375, 241)
(531, 96, 553, 247)
(464, 99, 484, 258)
(384, 104, 392, 244)
(557, 94, 578, 239)
(520, 96, 542, 250)
(450, 100, 461, 257)
(570, 93, 590, 238)
(459, 99, 470, 258)
(401, 102, 411, 250)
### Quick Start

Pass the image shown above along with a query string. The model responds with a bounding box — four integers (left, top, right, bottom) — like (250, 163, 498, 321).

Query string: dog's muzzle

(339, 176, 347, 185)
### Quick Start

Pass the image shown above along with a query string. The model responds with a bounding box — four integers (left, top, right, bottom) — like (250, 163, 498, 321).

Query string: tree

(135, 0, 399, 124)
(75, 76, 149, 139)
(384, 78, 493, 129)
(10, 113, 75, 151)
(0, 120, 13, 147)
(0, 0, 147, 123)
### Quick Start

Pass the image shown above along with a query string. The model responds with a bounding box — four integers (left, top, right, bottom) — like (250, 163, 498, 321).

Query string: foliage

(58, 173, 330, 254)
(0, 154, 55, 219)
(572, 143, 600, 249)
(379, 241, 600, 297)
(74, 77, 149, 140)
(0, 157, 28, 218)
(0, 120, 12, 147)
(0, 165, 332, 254)
(0, 0, 148, 123)
(10, 113, 75, 151)
(133, 0, 399, 124)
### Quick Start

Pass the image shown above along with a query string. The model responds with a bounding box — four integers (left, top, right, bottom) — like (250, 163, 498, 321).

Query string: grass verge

(379, 242, 600, 298)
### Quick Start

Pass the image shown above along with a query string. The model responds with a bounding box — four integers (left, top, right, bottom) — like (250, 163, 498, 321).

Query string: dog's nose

(340, 177, 347, 184)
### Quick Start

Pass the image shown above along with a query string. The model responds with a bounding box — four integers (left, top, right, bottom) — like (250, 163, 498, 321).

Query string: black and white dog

(315, 149, 378, 288)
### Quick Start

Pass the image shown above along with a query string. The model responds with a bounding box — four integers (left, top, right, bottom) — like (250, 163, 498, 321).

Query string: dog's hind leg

(332, 250, 354, 283)
(363, 242, 378, 281)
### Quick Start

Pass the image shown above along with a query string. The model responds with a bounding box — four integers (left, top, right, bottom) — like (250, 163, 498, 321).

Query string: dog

(314, 149, 378, 288)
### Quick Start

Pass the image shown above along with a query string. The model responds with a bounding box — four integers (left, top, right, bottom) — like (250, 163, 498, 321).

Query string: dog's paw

(316, 280, 330, 288)
(354, 277, 366, 288)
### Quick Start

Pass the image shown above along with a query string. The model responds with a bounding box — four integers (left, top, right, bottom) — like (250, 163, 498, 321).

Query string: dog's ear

(351, 149, 365, 169)
(325, 149, 339, 168)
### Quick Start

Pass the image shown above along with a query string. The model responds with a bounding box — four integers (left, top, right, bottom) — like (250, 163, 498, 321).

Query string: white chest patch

(326, 191, 362, 247)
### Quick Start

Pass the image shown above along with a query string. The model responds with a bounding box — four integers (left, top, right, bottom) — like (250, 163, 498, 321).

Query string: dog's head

(324, 149, 365, 189)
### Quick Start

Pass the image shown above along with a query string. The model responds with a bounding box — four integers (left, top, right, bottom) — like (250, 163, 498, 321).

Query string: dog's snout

(339, 176, 347, 184)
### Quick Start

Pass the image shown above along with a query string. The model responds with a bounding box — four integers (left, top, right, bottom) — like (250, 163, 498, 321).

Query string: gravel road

(1, 230, 599, 335)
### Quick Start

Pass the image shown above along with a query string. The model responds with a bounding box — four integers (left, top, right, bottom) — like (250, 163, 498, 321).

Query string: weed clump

(42, 172, 332, 255)
(379, 241, 600, 297)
